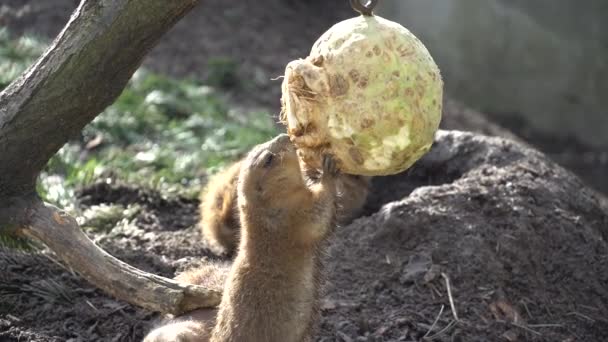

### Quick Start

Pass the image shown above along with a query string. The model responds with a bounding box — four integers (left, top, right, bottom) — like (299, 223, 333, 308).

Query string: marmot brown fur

(144, 134, 339, 341)
(200, 153, 369, 255)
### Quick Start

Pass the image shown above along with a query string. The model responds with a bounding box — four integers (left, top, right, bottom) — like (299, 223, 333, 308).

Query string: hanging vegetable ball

(280, 13, 443, 176)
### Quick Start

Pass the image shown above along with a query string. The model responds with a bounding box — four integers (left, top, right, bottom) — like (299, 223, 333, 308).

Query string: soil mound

(323, 130, 608, 341)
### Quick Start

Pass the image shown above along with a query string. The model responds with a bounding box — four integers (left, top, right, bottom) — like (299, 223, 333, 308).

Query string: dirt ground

(1, 1, 608, 342)
(2, 131, 608, 342)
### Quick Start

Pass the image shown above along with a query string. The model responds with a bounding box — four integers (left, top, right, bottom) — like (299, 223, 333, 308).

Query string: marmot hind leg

(143, 262, 229, 342)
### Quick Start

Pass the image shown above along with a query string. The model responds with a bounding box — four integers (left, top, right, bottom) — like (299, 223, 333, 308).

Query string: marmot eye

(263, 153, 274, 168)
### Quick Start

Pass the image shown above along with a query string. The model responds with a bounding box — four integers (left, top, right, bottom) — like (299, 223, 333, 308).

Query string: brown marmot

(200, 153, 369, 255)
(144, 133, 339, 341)
(199, 161, 242, 254)
(143, 263, 229, 342)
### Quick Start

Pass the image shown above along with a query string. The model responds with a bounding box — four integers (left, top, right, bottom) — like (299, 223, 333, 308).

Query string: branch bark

(0, 0, 197, 194)
(0, 0, 223, 314)
(6, 194, 222, 314)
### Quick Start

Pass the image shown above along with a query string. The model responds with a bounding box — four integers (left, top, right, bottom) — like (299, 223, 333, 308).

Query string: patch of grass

(0, 28, 47, 90)
(0, 235, 36, 251)
(0, 29, 280, 242)
(205, 57, 239, 89)
(64, 68, 278, 200)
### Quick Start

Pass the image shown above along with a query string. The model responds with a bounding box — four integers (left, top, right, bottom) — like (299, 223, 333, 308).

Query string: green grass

(205, 57, 239, 89)
(0, 28, 47, 89)
(44, 68, 278, 202)
(0, 28, 279, 243)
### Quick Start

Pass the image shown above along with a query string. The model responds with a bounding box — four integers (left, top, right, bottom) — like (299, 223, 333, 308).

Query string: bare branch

(10, 195, 222, 314)
(441, 272, 459, 322)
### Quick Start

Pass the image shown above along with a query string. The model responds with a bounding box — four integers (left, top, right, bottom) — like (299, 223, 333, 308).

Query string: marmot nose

(276, 134, 290, 144)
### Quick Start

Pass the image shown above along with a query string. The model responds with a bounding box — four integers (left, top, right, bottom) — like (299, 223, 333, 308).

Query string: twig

(425, 320, 457, 341)
(6, 314, 21, 322)
(441, 273, 459, 321)
(567, 312, 595, 323)
(578, 305, 600, 312)
(520, 300, 533, 319)
(511, 321, 542, 336)
(422, 305, 444, 339)
(85, 300, 100, 313)
(527, 323, 563, 328)
(43, 252, 77, 277)
(428, 283, 442, 298)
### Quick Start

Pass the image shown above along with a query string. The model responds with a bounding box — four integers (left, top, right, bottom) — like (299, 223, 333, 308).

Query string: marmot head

(238, 134, 304, 208)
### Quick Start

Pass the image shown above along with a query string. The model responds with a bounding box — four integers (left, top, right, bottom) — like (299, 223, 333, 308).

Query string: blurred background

(378, 0, 608, 195)
(1, 0, 606, 196)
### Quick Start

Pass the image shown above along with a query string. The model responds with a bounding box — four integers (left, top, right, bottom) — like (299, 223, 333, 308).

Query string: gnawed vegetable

(281, 14, 442, 176)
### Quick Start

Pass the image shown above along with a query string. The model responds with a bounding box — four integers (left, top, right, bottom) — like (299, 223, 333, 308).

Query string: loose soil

(2, 131, 608, 342)
(1, 2, 608, 342)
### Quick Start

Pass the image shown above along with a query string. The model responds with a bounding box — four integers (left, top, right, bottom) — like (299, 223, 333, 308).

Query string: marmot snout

(200, 136, 369, 254)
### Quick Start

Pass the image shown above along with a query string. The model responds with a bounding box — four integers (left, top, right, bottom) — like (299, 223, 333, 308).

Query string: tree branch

(0, 0, 198, 195)
(10, 195, 222, 314)
(0, 0, 225, 315)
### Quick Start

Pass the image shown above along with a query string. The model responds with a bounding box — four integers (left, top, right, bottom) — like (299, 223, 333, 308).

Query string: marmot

(200, 153, 369, 255)
(144, 263, 229, 342)
(144, 133, 339, 341)
(199, 161, 242, 254)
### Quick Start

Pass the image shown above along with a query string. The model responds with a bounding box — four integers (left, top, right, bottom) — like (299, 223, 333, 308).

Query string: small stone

(423, 264, 441, 283)
(400, 253, 432, 284)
